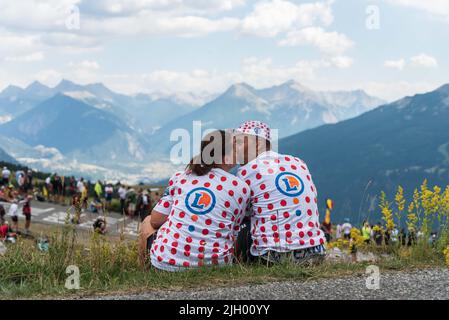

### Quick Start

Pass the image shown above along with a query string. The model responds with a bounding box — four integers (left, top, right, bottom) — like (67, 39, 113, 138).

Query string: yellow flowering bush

(444, 246, 449, 267)
(379, 191, 395, 231)
(322, 181, 448, 265)
(380, 181, 449, 249)
(395, 186, 405, 227)
(325, 238, 349, 250)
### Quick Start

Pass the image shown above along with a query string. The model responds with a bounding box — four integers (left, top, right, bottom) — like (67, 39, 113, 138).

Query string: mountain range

(0, 94, 149, 164)
(0, 78, 384, 182)
(0, 79, 202, 133)
(279, 83, 449, 223)
(146, 80, 385, 155)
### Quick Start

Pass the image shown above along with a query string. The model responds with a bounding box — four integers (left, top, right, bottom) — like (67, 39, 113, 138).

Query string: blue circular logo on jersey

(275, 172, 305, 197)
(185, 187, 216, 215)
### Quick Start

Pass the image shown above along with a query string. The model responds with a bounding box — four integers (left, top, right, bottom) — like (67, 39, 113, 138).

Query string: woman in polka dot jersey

(143, 130, 250, 271)
(234, 120, 326, 265)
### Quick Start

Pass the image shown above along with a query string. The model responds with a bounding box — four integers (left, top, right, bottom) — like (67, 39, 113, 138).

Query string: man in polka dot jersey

(234, 120, 326, 264)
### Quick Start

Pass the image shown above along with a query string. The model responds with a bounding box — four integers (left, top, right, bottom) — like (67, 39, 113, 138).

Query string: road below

(86, 268, 449, 300)
(1, 200, 139, 238)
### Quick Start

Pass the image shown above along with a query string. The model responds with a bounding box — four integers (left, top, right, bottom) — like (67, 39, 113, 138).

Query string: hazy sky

(0, 0, 448, 101)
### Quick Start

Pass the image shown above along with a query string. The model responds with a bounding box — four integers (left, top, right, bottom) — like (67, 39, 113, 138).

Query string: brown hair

(187, 130, 232, 176)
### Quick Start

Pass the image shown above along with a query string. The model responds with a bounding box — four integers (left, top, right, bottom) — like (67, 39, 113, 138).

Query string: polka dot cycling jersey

(236, 151, 325, 256)
(150, 168, 250, 271)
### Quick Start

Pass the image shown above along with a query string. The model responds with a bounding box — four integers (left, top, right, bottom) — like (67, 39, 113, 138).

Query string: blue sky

(0, 0, 448, 101)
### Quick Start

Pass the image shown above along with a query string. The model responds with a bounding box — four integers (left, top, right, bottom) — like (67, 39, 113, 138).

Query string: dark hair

(187, 130, 232, 176)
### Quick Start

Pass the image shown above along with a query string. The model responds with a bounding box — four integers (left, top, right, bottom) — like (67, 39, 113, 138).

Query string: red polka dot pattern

(150, 169, 250, 271)
(236, 151, 325, 255)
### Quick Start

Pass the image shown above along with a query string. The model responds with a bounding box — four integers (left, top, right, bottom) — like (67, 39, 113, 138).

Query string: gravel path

(87, 268, 449, 300)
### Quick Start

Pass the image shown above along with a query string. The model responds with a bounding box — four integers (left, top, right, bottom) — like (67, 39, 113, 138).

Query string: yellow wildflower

(444, 246, 449, 267)
(395, 186, 405, 227)
(380, 191, 395, 231)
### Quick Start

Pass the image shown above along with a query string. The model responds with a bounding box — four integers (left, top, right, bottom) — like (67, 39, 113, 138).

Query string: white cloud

(79, 0, 246, 17)
(140, 69, 240, 94)
(386, 0, 449, 21)
(34, 69, 63, 87)
(241, 0, 334, 37)
(133, 56, 353, 95)
(279, 27, 354, 56)
(0, 0, 246, 31)
(410, 53, 438, 68)
(330, 56, 353, 68)
(0, 0, 356, 96)
(0, 0, 342, 51)
(40, 33, 101, 50)
(384, 58, 406, 70)
(384, 54, 438, 70)
(0, 31, 40, 57)
(0, 0, 78, 32)
(0, 0, 244, 40)
(80, 12, 240, 38)
(68, 60, 100, 70)
(4, 51, 44, 62)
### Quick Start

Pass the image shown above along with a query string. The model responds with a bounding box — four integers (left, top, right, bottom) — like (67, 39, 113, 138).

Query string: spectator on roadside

(104, 183, 114, 210)
(51, 173, 63, 204)
(7, 199, 20, 232)
(399, 228, 407, 245)
(153, 191, 160, 203)
(0, 203, 5, 224)
(34, 187, 45, 202)
(141, 190, 151, 222)
(77, 177, 85, 194)
(42, 184, 49, 201)
(335, 224, 342, 240)
(60, 175, 66, 205)
(68, 176, 76, 198)
(391, 227, 399, 244)
(136, 189, 151, 222)
(341, 218, 352, 240)
(321, 219, 332, 243)
(2, 166, 11, 186)
(77, 178, 88, 210)
(0, 187, 6, 202)
(89, 198, 103, 214)
(20, 170, 29, 194)
(26, 170, 33, 191)
(94, 180, 103, 201)
(45, 175, 52, 201)
(135, 188, 143, 218)
(118, 184, 127, 215)
(81, 181, 88, 210)
(0, 220, 10, 240)
(16, 170, 25, 194)
(93, 216, 107, 235)
(373, 222, 384, 246)
(361, 220, 371, 244)
(407, 227, 417, 246)
(71, 194, 82, 224)
(22, 195, 32, 235)
(126, 187, 137, 217)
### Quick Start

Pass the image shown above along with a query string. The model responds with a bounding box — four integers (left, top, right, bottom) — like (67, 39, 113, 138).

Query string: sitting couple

(138, 120, 326, 271)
